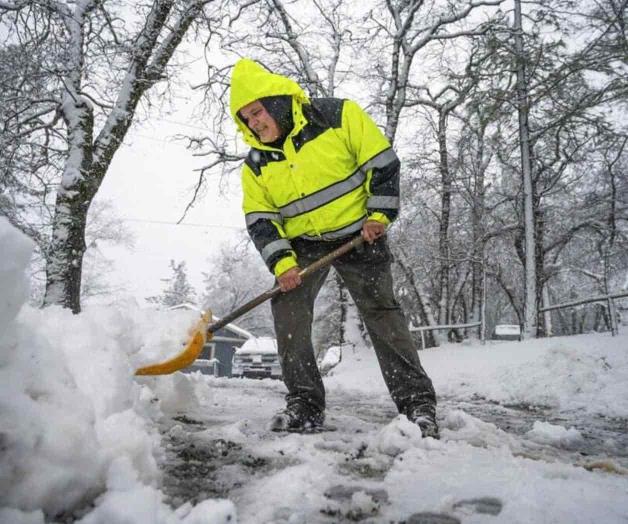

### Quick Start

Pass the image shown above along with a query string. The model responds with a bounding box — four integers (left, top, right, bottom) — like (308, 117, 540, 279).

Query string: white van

(492, 324, 522, 341)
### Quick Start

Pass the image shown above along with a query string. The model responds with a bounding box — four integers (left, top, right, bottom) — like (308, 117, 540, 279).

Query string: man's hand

(362, 220, 386, 244)
(278, 267, 302, 292)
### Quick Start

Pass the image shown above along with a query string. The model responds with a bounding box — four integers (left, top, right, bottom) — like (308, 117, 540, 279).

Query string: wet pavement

(447, 395, 628, 470)
(158, 387, 628, 519)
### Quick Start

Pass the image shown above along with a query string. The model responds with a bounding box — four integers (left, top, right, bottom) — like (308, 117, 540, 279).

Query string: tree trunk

(514, 0, 537, 339)
(534, 206, 546, 336)
(542, 284, 553, 337)
(470, 132, 487, 341)
(41, 0, 203, 313)
(336, 271, 347, 346)
(437, 112, 453, 326)
(395, 253, 442, 347)
(43, 1, 96, 313)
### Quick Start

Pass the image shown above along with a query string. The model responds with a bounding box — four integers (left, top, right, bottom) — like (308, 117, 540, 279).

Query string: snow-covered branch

(267, 0, 323, 95)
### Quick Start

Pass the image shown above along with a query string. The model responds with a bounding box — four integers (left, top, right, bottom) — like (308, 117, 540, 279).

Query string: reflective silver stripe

(280, 170, 366, 218)
(300, 217, 366, 241)
(245, 212, 283, 226)
(261, 239, 292, 262)
(367, 196, 399, 209)
(361, 148, 398, 172)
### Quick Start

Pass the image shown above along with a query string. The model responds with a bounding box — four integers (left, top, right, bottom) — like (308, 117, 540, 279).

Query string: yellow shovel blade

(135, 311, 212, 376)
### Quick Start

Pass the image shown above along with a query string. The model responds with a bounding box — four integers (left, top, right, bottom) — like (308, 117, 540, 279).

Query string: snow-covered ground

(2, 218, 628, 523)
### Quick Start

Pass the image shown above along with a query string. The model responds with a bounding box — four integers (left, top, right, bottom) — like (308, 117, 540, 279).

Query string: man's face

(239, 100, 281, 143)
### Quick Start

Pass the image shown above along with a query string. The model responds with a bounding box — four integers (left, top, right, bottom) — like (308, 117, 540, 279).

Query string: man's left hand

(362, 220, 386, 244)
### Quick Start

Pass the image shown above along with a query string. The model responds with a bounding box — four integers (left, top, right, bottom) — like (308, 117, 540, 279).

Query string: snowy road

(157, 376, 628, 524)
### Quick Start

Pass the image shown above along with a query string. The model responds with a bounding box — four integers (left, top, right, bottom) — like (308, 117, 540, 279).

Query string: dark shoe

(269, 403, 324, 432)
(407, 404, 440, 439)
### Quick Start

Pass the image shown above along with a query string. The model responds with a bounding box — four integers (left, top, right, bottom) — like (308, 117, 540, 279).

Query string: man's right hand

(278, 267, 302, 292)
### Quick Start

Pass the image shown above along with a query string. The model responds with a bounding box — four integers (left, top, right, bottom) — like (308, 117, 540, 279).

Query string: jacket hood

(230, 58, 309, 149)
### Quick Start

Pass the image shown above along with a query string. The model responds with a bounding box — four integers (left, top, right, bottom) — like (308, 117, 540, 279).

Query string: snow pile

(526, 421, 584, 449)
(373, 415, 429, 456)
(0, 220, 234, 523)
(491, 340, 627, 415)
(0, 217, 33, 332)
(319, 344, 342, 374)
(382, 419, 628, 524)
(326, 329, 628, 417)
(440, 410, 522, 450)
(133, 307, 208, 367)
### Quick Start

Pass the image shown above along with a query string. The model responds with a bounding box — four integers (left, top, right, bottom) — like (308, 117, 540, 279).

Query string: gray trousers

(271, 236, 436, 416)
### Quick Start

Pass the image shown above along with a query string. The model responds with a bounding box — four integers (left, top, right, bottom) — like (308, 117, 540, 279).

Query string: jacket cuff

(367, 212, 391, 226)
(273, 254, 299, 277)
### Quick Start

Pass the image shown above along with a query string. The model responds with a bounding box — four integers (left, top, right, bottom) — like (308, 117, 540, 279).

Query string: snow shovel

(135, 234, 365, 376)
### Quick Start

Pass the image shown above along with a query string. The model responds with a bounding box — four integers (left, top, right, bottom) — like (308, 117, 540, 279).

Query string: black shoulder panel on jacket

(309, 98, 344, 128)
(292, 98, 345, 153)
(245, 148, 286, 176)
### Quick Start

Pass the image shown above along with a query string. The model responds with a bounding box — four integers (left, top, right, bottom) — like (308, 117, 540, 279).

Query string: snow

(210, 315, 254, 340)
(319, 344, 342, 373)
(2, 219, 628, 523)
(327, 334, 628, 418)
(0, 217, 34, 333)
(235, 336, 277, 355)
(0, 221, 235, 523)
(526, 421, 584, 449)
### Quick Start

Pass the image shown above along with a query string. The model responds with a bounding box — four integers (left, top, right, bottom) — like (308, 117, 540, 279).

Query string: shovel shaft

(207, 234, 365, 334)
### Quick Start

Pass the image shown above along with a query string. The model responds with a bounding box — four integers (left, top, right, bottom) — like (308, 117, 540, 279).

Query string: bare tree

(1, 0, 220, 313)
(361, 0, 507, 142)
(407, 45, 493, 326)
(201, 236, 275, 335)
(512, 0, 537, 338)
(181, 0, 355, 220)
(147, 259, 197, 307)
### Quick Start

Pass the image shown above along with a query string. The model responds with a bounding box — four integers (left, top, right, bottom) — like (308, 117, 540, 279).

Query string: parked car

(231, 337, 282, 379)
(492, 324, 522, 341)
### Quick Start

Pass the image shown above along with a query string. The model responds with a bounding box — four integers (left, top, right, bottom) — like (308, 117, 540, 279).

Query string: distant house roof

(166, 303, 253, 340)
(167, 303, 200, 312)
(211, 315, 253, 340)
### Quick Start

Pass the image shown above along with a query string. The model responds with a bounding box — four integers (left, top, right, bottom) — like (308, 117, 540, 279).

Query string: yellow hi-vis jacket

(230, 58, 401, 276)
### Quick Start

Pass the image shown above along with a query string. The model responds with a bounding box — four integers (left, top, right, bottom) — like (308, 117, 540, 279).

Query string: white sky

(95, 113, 245, 304)
(82, 30, 249, 304)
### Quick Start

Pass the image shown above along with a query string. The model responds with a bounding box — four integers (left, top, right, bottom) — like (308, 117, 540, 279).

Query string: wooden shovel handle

(207, 234, 365, 334)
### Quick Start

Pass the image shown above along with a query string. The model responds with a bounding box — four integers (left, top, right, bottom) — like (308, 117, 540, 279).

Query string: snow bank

(0, 220, 234, 523)
(0, 217, 34, 333)
(326, 328, 628, 417)
(526, 421, 584, 449)
(381, 413, 628, 524)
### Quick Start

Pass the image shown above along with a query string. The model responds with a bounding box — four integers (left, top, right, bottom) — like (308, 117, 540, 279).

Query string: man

(229, 58, 438, 438)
